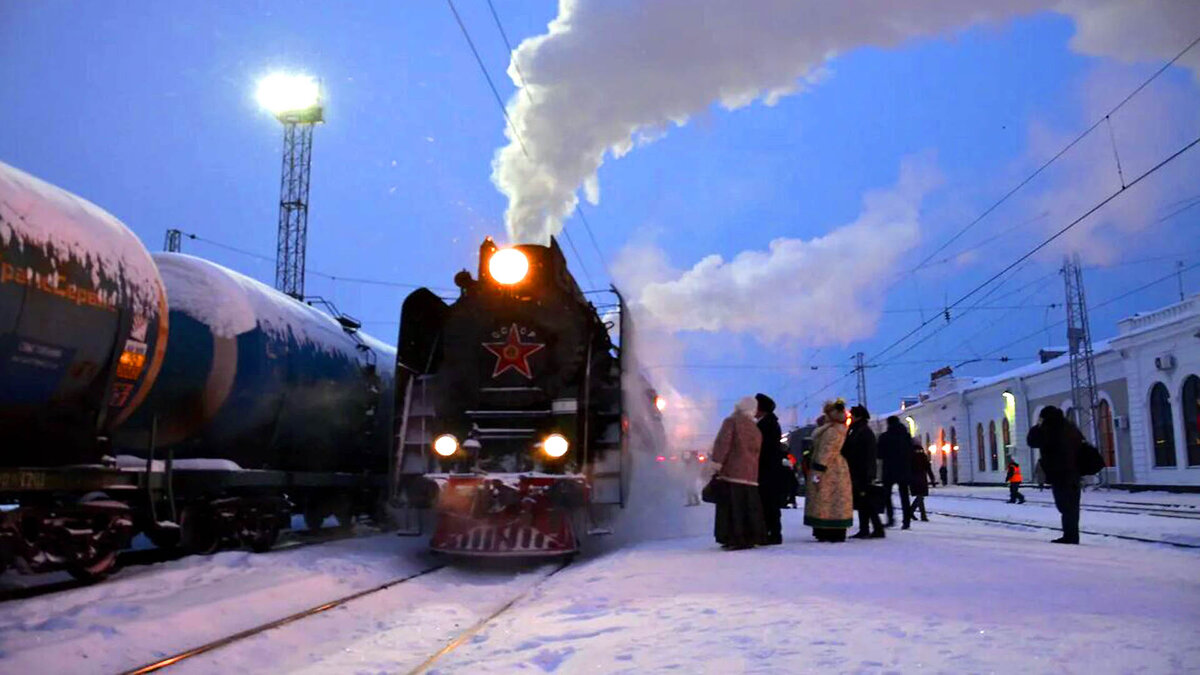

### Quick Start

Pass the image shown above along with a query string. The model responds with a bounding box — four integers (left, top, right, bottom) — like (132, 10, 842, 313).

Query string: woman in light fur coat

(803, 400, 854, 542)
(710, 396, 765, 550)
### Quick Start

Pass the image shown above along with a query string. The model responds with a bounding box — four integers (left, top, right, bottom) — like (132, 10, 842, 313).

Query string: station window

(988, 420, 999, 471)
(1097, 399, 1116, 468)
(976, 424, 985, 472)
(1183, 375, 1200, 466)
(1150, 382, 1176, 467)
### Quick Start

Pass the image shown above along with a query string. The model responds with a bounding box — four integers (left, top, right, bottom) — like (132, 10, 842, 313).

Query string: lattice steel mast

(854, 351, 868, 409)
(258, 74, 323, 300)
(1063, 254, 1100, 446)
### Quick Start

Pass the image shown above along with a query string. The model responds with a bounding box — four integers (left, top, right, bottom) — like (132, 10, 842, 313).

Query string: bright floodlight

(543, 433, 569, 458)
(654, 395, 667, 412)
(257, 73, 321, 116)
(434, 434, 459, 457)
(489, 248, 529, 285)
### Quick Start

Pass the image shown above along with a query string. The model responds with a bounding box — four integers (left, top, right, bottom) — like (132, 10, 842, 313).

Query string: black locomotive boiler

(393, 237, 663, 556)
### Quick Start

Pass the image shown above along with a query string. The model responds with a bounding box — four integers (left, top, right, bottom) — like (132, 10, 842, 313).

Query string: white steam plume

(493, 0, 1200, 244)
(493, 0, 1047, 243)
(625, 155, 942, 343)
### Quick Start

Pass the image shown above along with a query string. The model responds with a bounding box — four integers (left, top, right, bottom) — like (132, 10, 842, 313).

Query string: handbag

(701, 418, 738, 504)
(701, 475, 730, 504)
(1077, 441, 1105, 476)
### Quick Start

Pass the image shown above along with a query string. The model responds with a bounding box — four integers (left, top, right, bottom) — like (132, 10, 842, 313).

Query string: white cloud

(619, 155, 942, 344)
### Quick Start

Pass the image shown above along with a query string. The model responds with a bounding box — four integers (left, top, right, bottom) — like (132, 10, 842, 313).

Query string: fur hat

(850, 404, 870, 421)
(755, 393, 776, 414)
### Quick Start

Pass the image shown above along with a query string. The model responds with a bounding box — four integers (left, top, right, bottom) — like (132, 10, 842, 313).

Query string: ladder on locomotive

(583, 289, 629, 534)
(391, 368, 435, 535)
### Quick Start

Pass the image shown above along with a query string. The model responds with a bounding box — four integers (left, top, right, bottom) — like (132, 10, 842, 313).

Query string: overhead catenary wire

(867, 131, 1200, 368)
(907, 31, 1200, 274)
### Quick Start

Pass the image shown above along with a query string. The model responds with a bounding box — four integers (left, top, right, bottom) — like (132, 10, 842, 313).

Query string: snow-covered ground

(1, 494, 1198, 674)
(925, 485, 1200, 546)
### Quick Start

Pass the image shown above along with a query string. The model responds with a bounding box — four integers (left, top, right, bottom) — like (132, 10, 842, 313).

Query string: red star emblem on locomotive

(483, 324, 545, 378)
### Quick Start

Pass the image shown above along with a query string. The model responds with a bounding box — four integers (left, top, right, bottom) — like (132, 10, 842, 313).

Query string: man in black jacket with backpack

(1027, 405, 1084, 544)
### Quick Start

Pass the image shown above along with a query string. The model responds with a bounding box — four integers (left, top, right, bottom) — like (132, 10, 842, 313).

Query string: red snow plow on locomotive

(391, 237, 661, 557)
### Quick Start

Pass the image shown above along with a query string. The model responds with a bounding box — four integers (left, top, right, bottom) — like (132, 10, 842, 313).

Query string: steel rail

(121, 564, 446, 674)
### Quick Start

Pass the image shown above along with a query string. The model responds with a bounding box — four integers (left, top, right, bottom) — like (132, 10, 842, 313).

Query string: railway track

(0, 525, 373, 604)
(931, 510, 1200, 549)
(118, 558, 572, 674)
(931, 492, 1200, 521)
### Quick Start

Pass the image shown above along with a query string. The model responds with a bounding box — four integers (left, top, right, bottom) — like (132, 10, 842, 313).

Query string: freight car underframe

(0, 463, 387, 580)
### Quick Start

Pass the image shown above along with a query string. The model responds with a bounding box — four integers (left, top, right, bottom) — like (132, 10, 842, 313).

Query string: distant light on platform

(543, 433, 569, 458)
(434, 434, 459, 457)
(257, 72, 321, 117)
(654, 395, 667, 412)
(942, 443, 951, 454)
(489, 248, 529, 285)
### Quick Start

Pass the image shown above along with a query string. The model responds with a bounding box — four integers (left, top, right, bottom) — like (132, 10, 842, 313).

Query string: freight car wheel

(66, 548, 119, 583)
(303, 504, 328, 532)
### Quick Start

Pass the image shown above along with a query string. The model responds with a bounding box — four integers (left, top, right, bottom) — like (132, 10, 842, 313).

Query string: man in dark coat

(755, 393, 786, 545)
(938, 463, 948, 486)
(1027, 405, 1083, 544)
(910, 439, 936, 521)
(843, 405, 884, 539)
(877, 416, 914, 529)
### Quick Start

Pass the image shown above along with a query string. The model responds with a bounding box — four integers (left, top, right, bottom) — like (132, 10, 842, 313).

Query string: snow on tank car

(115, 253, 396, 551)
(0, 161, 168, 578)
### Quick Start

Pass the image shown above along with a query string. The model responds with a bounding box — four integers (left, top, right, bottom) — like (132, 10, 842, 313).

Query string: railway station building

(880, 293, 1200, 489)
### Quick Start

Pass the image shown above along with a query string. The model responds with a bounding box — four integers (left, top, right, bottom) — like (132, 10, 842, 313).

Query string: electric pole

(854, 351, 867, 409)
(1063, 254, 1100, 460)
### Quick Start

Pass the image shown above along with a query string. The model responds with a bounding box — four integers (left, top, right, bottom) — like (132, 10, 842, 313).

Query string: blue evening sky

(3, 3, 1197, 436)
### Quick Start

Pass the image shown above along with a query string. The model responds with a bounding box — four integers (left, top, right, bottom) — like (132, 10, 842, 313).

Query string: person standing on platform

(755, 393, 786, 545)
(1034, 458, 1046, 491)
(844, 405, 884, 539)
(910, 439, 936, 522)
(878, 416, 914, 529)
(1005, 458, 1027, 504)
(938, 462, 948, 486)
(711, 397, 765, 550)
(803, 401, 853, 542)
(1027, 406, 1083, 544)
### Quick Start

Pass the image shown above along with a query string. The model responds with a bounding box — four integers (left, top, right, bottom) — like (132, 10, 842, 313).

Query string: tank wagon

(0, 162, 394, 579)
(393, 237, 664, 557)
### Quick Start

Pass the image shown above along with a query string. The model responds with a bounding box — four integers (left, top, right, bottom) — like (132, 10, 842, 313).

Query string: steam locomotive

(0, 161, 394, 579)
(393, 237, 663, 556)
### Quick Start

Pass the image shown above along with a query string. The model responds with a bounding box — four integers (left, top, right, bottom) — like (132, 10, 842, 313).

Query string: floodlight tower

(257, 73, 323, 299)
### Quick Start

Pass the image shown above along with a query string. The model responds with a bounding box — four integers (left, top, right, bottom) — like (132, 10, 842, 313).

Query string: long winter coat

(910, 448, 936, 497)
(757, 412, 789, 507)
(803, 422, 853, 529)
(842, 420, 878, 508)
(711, 412, 763, 486)
(878, 421, 913, 484)
(1027, 420, 1083, 485)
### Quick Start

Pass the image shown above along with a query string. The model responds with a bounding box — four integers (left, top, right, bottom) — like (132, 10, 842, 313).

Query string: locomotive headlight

(654, 395, 667, 412)
(542, 433, 569, 458)
(489, 248, 529, 285)
(434, 434, 459, 457)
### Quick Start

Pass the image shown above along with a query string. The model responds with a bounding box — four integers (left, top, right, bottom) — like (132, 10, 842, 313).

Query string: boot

(850, 530, 871, 539)
(869, 529, 886, 538)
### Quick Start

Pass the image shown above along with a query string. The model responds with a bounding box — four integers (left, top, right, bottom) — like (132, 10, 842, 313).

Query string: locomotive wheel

(180, 507, 220, 555)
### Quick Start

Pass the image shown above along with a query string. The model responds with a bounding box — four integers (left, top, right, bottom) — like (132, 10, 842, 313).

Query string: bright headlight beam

(256, 73, 320, 115)
(434, 434, 459, 457)
(489, 248, 529, 285)
(543, 433, 569, 458)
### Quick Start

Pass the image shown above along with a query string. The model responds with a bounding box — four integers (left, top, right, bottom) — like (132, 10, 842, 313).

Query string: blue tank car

(121, 253, 395, 475)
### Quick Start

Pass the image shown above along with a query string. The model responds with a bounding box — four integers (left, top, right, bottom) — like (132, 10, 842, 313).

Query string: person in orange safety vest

(1005, 459, 1026, 504)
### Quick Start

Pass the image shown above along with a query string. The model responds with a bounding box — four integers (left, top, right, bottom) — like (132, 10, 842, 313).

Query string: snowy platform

(1, 500, 1198, 673)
